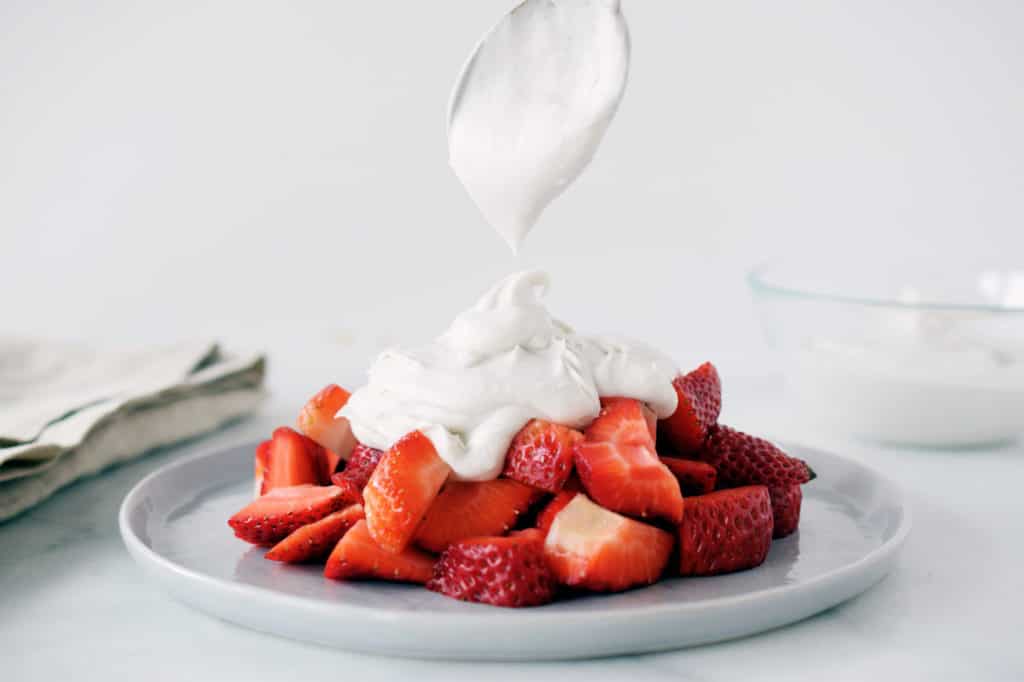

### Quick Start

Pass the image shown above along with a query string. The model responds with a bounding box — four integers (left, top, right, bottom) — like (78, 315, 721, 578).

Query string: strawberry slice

(535, 477, 581, 535)
(332, 443, 385, 491)
(324, 519, 435, 583)
(414, 478, 542, 553)
(265, 504, 365, 563)
(699, 424, 815, 488)
(660, 362, 722, 454)
(660, 456, 717, 496)
(253, 439, 271, 497)
(427, 529, 555, 607)
(769, 485, 802, 538)
(574, 399, 683, 524)
(260, 427, 328, 495)
(228, 484, 353, 546)
(544, 494, 674, 592)
(502, 419, 583, 493)
(363, 430, 451, 554)
(600, 397, 657, 441)
(677, 486, 773, 576)
(297, 384, 357, 469)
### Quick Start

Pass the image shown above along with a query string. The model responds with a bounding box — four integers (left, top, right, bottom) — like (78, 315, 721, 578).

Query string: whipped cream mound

(340, 271, 678, 481)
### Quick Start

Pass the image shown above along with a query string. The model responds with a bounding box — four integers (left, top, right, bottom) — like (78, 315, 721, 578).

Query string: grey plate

(119, 441, 910, 660)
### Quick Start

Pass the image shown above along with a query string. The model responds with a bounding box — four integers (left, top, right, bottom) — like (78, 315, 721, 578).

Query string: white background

(3, 0, 1023, 377)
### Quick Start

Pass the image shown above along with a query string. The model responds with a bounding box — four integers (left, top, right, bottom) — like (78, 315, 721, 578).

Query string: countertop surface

(4, 341, 1022, 682)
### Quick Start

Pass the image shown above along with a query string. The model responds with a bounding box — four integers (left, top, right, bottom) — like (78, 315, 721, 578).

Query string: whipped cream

(340, 271, 678, 480)
(447, 0, 630, 253)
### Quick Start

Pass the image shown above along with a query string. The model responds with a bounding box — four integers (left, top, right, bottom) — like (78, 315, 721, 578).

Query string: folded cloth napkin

(0, 338, 265, 521)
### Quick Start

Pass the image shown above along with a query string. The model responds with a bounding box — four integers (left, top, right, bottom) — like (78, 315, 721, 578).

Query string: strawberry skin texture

(297, 384, 357, 463)
(545, 495, 674, 592)
(660, 457, 717, 496)
(770, 485, 802, 538)
(660, 362, 722, 454)
(502, 419, 583, 493)
(677, 485, 773, 576)
(427, 530, 555, 607)
(415, 478, 542, 553)
(324, 519, 435, 583)
(228, 484, 353, 546)
(575, 399, 683, 524)
(363, 430, 451, 554)
(261, 427, 328, 494)
(265, 504, 365, 563)
(535, 478, 581, 535)
(700, 425, 815, 488)
(334, 443, 385, 490)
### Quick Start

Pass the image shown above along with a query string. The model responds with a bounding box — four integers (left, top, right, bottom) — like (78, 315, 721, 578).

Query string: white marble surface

(3, 338, 1022, 681)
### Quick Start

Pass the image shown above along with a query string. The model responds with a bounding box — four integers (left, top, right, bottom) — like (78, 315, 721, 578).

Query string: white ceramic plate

(119, 441, 910, 660)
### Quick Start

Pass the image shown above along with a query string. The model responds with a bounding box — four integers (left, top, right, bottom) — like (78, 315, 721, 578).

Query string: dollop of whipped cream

(340, 271, 678, 481)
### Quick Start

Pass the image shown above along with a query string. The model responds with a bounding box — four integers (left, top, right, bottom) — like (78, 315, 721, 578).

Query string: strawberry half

(363, 430, 451, 554)
(253, 439, 271, 497)
(415, 478, 541, 553)
(265, 504, 365, 563)
(332, 443, 385, 491)
(545, 495, 674, 592)
(297, 384, 357, 469)
(660, 456, 717, 496)
(677, 485, 773, 576)
(427, 529, 555, 607)
(260, 427, 328, 495)
(699, 424, 815, 488)
(660, 362, 722, 454)
(324, 519, 435, 583)
(228, 484, 354, 546)
(770, 485, 802, 538)
(535, 477, 581, 535)
(502, 419, 583, 493)
(574, 399, 683, 524)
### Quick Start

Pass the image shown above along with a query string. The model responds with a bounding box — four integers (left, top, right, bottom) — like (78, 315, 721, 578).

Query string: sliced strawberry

(363, 430, 451, 554)
(265, 504, 365, 563)
(660, 456, 717, 496)
(427, 530, 555, 607)
(414, 478, 542, 553)
(535, 478, 581, 535)
(333, 443, 385, 490)
(574, 399, 683, 523)
(770, 485, 802, 538)
(544, 494, 674, 592)
(324, 519, 435, 583)
(660, 362, 722, 454)
(297, 384, 357, 466)
(228, 484, 353, 546)
(253, 439, 271, 497)
(699, 425, 815, 488)
(677, 485, 773, 576)
(502, 419, 582, 493)
(260, 427, 327, 494)
(600, 397, 657, 441)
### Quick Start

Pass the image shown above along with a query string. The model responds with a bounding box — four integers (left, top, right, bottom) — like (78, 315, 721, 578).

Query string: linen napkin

(0, 338, 265, 521)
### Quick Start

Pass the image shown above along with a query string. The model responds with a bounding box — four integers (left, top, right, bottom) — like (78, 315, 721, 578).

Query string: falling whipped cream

(447, 0, 630, 253)
(340, 271, 678, 480)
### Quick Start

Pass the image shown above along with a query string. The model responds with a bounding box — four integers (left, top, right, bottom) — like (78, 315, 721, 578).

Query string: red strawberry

(324, 519, 435, 583)
(414, 478, 542, 553)
(660, 362, 722, 454)
(253, 439, 271, 497)
(699, 425, 815, 488)
(427, 529, 555, 607)
(770, 485, 802, 538)
(363, 430, 451, 554)
(601, 397, 657, 441)
(297, 384, 357, 467)
(260, 427, 327, 494)
(544, 494, 674, 592)
(535, 478, 581, 534)
(333, 443, 385, 490)
(502, 419, 583, 493)
(660, 456, 717, 496)
(677, 485, 773, 576)
(265, 504, 365, 563)
(228, 484, 354, 545)
(574, 399, 683, 523)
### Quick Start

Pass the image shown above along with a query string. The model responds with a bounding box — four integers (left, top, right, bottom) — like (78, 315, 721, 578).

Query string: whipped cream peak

(340, 271, 678, 481)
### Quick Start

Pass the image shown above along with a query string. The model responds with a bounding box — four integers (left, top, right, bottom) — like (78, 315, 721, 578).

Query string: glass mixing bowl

(749, 260, 1024, 447)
